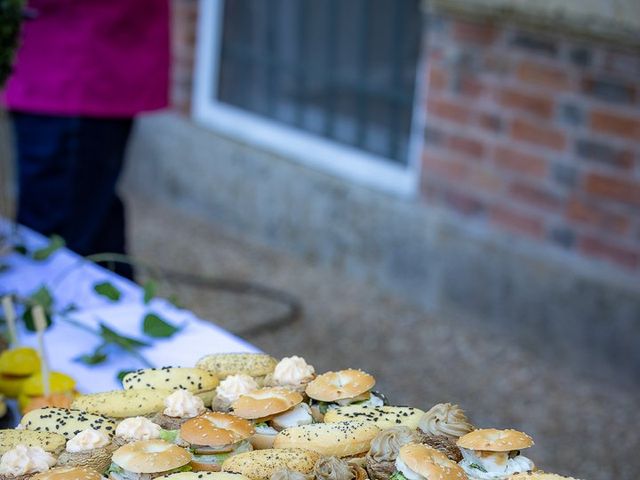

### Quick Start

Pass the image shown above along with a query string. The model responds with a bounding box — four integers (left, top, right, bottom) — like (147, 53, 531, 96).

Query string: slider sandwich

(152, 389, 207, 433)
(231, 388, 312, 449)
(457, 429, 535, 479)
(391, 443, 466, 480)
(211, 375, 259, 413)
(264, 356, 315, 394)
(114, 417, 163, 446)
(305, 369, 383, 420)
(178, 412, 254, 471)
(0, 444, 57, 480)
(32, 467, 103, 480)
(56, 428, 116, 473)
(107, 439, 191, 480)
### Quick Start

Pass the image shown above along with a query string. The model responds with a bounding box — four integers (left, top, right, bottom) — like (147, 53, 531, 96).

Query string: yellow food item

(0, 347, 41, 376)
(19, 372, 77, 411)
(0, 375, 30, 398)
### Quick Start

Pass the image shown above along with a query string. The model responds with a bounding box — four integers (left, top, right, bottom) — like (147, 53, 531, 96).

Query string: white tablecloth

(0, 224, 258, 393)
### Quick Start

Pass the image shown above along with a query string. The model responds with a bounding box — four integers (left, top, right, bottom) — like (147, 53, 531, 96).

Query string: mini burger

(107, 439, 191, 480)
(391, 444, 466, 480)
(305, 369, 383, 420)
(457, 429, 535, 479)
(231, 388, 312, 449)
(152, 390, 207, 438)
(31, 467, 103, 480)
(177, 412, 254, 471)
(56, 428, 116, 473)
(0, 444, 57, 480)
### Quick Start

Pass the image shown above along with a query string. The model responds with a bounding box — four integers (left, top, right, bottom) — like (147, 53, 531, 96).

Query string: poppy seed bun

(232, 388, 302, 420)
(457, 429, 534, 452)
(0, 429, 66, 454)
(123, 368, 219, 394)
(196, 354, 277, 379)
(180, 412, 254, 446)
(273, 420, 379, 457)
(398, 444, 466, 480)
(32, 466, 103, 480)
(509, 474, 579, 480)
(222, 448, 320, 480)
(324, 406, 424, 429)
(112, 440, 191, 473)
(72, 389, 172, 418)
(20, 407, 117, 439)
(160, 474, 251, 480)
(305, 370, 375, 402)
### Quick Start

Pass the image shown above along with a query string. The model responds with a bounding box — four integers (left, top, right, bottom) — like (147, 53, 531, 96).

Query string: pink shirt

(3, 0, 170, 117)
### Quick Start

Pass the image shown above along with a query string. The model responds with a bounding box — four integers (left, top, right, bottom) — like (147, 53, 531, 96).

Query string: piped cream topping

(163, 389, 205, 418)
(0, 445, 56, 476)
(115, 416, 162, 441)
(272, 356, 315, 387)
(216, 374, 259, 403)
(419, 403, 473, 439)
(66, 428, 110, 452)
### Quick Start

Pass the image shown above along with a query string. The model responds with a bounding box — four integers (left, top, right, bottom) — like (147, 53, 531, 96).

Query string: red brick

(494, 145, 547, 177)
(446, 134, 485, 159)
(465, 167, 504, 192)
(490, 205, 545, 238)
(427, 98, 472, 124)
(510, 118, 567, 151)
(453, 20, 497, 45)
(516, 61, 569, 90)
(423, 181, 485, 216)
(428, 65, 448, 91)
(509, 182, 563, 211)
(579, 236, 639, 269)
(590, 109, 640, 140)
(422, 152, 469, 181)
(458, 77, 485, 98)
(584, 173, 640, 207)
(566, 197, 631, 235)
(499, 88, 554, 118)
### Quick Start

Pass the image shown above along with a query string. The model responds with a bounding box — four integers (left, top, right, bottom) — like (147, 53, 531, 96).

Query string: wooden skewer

(1, 296, 18, 348)
(32, 306, 50, 397)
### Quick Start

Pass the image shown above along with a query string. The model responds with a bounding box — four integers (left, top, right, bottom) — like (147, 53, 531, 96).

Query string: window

(194, 0, 425, 195)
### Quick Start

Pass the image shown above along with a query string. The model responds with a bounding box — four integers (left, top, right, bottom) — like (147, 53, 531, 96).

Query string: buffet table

(0, 223, 258, 393)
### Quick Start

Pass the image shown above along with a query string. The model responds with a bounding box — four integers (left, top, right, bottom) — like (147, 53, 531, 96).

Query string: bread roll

(20, 408, 117, 439)
(72, 389, 172, 418)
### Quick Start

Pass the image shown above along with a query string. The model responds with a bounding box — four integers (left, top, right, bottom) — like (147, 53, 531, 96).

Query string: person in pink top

(4, 0, 170, 279)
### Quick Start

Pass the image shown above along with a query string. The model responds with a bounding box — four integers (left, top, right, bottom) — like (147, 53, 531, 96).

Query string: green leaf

(32, 234, 65, 261)
(75, 349, 108, 365)
(60, 303, 79, 314)
(13, 244, 28, 255)
(23, 285, 54, 331)
(142, 313, 179, 338)
(99, 322, 150, 349)
(167, 294, 184, 310)
(116, 369, 135, 384)
(93, 281, 121, 301)
(143, 280, 157, 304)
(0, 263, 9, 273)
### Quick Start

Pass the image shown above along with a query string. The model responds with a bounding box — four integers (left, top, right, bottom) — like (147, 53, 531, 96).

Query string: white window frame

(192, 0, 426, 197)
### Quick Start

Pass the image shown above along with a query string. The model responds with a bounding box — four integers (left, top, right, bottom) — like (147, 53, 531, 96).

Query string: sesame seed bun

(196, 354, 277, 379)
(72, 389, 172, 418)
(457, 429, 534, 452)
(159, 473, 251, 480)
(20, 407, 117, 440)
(398, 444, 467, 480)
(324, 405, 424, 429)
(305, 370, 375, 402)
(31, 466, 103, 480)
(232, 388, 302, 420)
(273, 420, 379, 457)
(509, 474, 580, 480)
(0, 429, 66, 454)
(180, 412, 254, 446)
(222, 448, 320, 480)
(112, 440, 191, 473)
(123, 368, 219, 394)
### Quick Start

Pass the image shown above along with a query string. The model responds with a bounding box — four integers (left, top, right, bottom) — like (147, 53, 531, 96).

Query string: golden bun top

(32, 467, 102, 480)
(222, 448, 320, 480)
(509, 474, 581, 480)
(457, 429, 534, 452)
(159, 474, 251, 480)
(232, 388, 302, 420)
(304, 369, 375, 402)
(180, 412, 254, 446)
(399, 444, 467, 480)
(112, 439, 191, 473)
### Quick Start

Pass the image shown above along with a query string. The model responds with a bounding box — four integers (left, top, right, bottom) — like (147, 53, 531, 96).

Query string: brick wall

(171, 0, 198, 113)
(421, 16, 640, 272)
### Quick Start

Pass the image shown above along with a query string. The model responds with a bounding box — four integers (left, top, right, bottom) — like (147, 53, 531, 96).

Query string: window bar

(323, 0, 338, 138)
(388, 0, 407, 163)
(265, 0, 278, 116)
(355, 0, 371, 148)
(295, 0, 308, 128)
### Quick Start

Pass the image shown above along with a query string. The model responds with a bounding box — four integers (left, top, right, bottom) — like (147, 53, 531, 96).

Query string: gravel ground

(126, 192, 640, 480)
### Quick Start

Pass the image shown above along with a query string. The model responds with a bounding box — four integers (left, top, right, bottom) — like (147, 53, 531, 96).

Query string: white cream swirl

(66, 428, 110, 452)
(163, 389, 205, 418)
(0, 445, 56, 476)
(216, 374, 259, 403)
(272, 356, 315, 387)
(419, 403, 473, 439)
(115, 417, 162, 441)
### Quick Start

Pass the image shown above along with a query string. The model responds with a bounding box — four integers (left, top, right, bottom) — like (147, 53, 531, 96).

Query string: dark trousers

(12, 112, 134, 279)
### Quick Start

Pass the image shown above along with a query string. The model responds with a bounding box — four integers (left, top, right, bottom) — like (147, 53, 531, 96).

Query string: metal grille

(217, 0, 422, 166)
